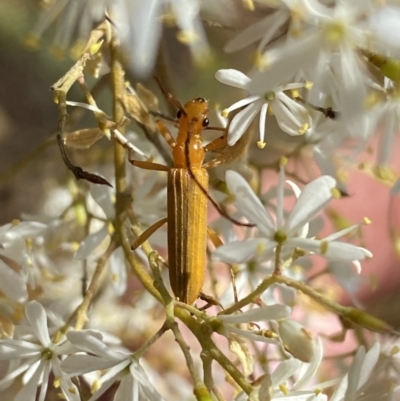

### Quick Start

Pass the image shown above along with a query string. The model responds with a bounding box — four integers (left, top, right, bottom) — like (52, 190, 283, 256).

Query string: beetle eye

(202, 118, 209, 127)
(196, 97, 205, 102)
(177, 110, 183, 119)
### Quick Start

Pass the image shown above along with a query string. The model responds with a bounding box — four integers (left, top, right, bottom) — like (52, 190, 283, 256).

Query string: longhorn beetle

(118, 78, 253, 304)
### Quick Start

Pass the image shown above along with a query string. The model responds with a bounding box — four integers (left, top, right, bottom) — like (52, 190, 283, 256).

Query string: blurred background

(0, 0, 61, 220)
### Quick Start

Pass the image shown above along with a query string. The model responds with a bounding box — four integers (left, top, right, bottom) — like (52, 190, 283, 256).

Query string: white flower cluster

(29, 0, 213, 76)
(3, 0, 400, 400)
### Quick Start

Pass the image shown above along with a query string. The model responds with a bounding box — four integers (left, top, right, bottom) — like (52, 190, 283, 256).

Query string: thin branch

(201, 351, 226, 401)
(218, 273, 395, 334)
(133, 323, 169, 359)
(177, 311, 253, 395)
(51, 21, 112, 187)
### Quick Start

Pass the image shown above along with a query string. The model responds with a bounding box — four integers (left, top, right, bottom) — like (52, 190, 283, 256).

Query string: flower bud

(278, 319, 316, 363)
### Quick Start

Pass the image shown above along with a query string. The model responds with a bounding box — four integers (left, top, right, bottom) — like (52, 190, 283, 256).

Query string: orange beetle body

(167, 98, 209, 304)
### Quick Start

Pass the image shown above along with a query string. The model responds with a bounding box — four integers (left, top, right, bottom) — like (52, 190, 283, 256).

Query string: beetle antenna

(154, 75, 186, 116)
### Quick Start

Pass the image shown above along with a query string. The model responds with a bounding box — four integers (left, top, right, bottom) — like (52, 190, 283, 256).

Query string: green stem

(218, 275, 276, 316)
(109, 31, 163, 304)
(177, 311, 253, 395)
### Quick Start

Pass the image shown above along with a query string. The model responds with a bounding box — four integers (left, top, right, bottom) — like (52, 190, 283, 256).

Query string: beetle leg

(203, 128, 252, 169)
(131, 160, 170, 172)
(203, 155, 234, 169)
(203, 133, 228, 153)
(203, 132, 233, 168)
(156, 119, 176, 148)
(112, 129, 171, 171)
(207, 226, 223, 248)
(131, 217, 168, 250)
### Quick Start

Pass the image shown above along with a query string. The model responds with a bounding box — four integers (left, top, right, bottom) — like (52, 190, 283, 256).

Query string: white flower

(367, 5, 400, 55)
(213, 168, 372, 271)
(0, 257, 27, 304)
(236, 337, 326, 401)
(0, 301, 79, 401)
(73, 183, 130, 295)
(224, 5, 291, 54)
(326, 341, 400, 400)
(247, 0, 378, 126)
(304, 112, 348, 189)
(216, 224, 304, 308)
(116, 0, 211, 76)
(74, 185, 113, 265)
(216, 68, 311, 147)
(61, 330, 164, 401)
(216, 305, 291, 373)
(377, 342, 400, 392)
(217, 304, 291, 346)
(0, 220, 47, 301)
(29, 0, 209, 77)
(330, 342, 381, 401)
(218, 259, 273, 307)
(361, 78, 400, 166)
(28, 0, 109, 51)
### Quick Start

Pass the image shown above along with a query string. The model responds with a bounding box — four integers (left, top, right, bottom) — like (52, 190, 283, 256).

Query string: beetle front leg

(156, 120, 176, 149)
(203, 128, 252, 169)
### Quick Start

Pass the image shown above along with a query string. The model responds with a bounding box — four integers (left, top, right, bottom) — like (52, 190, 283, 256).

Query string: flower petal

(368, 6, 400, 53)
(293, 337, 323, 390)
(288, 238, 372, 261)
(224, 13, 278, 53)
(218, 304, 290, 324)
(258, 102, 268, 148)
(15, 360, 45, 401)
(213, 238, 273, 264)
(248, 33, 320, 94)
(0, 343, 40, 360)
(270, 359, 301, 387)
(226, 326, 280, 345)
(0, 356, 40, 389)
(52, 356, 80, 401)
(215, 69, 251, 89)
(38, 361, 52, 401)
(5, 221, 47, 240)
(26, 301, 51, 347)
(323, 224, 361, 241)
(354, 342, 380, 392)
(0, 260, 27, 303)
(283, 176, 336, 234)
(114, 373, 136, 401)
(285, 180, 308, 237)
(273, 93, 310, 136)
(224, 95, 259, 114)
(74, 225, 109, 260)
(228, 101, 261, 145)
(130, 362, 164, 401)
(329, 261, 363, 302)
(90, 184, 115, 219)
(345, 346, 367, 400)
(226, 170, 275, 236)
(66, 330, 123, 361)
(109, 247, 127, 295)
(61, 355, 118, 375)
